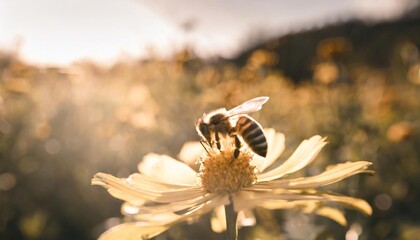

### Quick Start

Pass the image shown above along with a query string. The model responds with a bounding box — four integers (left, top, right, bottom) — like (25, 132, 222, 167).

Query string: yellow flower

(92, 129, 373, 240)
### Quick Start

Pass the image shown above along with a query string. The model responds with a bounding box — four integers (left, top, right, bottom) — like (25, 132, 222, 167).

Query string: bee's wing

(226, 96, 269, 117)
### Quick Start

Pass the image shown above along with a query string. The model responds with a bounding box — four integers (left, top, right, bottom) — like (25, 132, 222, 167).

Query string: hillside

(233, 13, 420, 82)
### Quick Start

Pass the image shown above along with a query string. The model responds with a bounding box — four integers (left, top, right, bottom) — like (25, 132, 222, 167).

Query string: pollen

(199, 148, 257, 194)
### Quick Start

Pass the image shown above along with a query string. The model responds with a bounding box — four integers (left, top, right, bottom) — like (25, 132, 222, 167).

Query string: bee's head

(209, 113, 226, 125)
(203, 108, 228, 125)
(196, 108, 227, 141)
(196, 117, 211, 142)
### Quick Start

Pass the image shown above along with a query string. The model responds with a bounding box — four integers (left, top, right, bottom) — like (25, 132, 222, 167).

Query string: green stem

(224, 195, 238, 240)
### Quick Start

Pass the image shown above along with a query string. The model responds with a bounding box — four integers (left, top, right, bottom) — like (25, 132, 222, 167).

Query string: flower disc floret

(199, 149, 257, 194)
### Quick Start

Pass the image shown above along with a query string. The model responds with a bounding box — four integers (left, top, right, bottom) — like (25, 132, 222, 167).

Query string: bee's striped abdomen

(236, 116, 267, 157)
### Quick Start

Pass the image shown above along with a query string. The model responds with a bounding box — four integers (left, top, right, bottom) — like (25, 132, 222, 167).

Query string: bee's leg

(234, 135, 241, 158)
(200, 140, 211, 156)
(215, 130, 222, 151)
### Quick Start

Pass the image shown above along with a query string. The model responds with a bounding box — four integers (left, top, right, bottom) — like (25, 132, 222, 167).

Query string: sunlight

(0, 0, 182, 65)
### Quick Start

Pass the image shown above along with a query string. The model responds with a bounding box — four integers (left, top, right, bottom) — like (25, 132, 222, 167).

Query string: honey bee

(196, 96, 269, 158)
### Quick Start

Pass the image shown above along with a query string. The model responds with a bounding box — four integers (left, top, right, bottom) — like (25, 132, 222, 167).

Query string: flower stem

(224, 195, 238, 240)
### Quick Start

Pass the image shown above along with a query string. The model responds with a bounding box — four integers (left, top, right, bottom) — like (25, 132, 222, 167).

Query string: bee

(196, 96, 269, 158)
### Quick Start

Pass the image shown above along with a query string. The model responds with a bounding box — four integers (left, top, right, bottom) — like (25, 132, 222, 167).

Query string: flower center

(199, 146, 257, 194)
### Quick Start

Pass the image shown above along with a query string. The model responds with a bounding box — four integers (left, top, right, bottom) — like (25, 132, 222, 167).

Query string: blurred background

(1, 0, 420, 239)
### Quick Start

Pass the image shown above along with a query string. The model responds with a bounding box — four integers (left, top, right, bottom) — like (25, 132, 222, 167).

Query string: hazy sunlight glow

(0, 0, 416, 65)
(0, 0, 182, 65)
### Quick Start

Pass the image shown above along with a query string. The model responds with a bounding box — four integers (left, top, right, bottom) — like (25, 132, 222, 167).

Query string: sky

(0, 0, 417, 65)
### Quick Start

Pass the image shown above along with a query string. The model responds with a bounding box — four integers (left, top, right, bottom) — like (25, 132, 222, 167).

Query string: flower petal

(254, 161, 373, 189)
(315, 206, 347, 226)
(257, 200, 347, 226)
(121, 202, 184, 222)
(127, 173, 202, 191)
(135, 193, 218, 214)
(210, 206, 226, 233)
(256, 135, 327, 182)
(98, 222, 168, 240)
(92, 173, 149, 202)
(240, 189, 372, 216)
(92, 173, 205, 203)
(321, 194, 372, 216)
(138, 153, 198, 186)
(178, 141, 203, 165)
(105, 196, 229, 240)
(149, 194, 228, 223)
(138, 195, 228, 224)
(232, 191, 257, 211)
(210, 207, 256, 233)
(251, 129, 285, 172)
